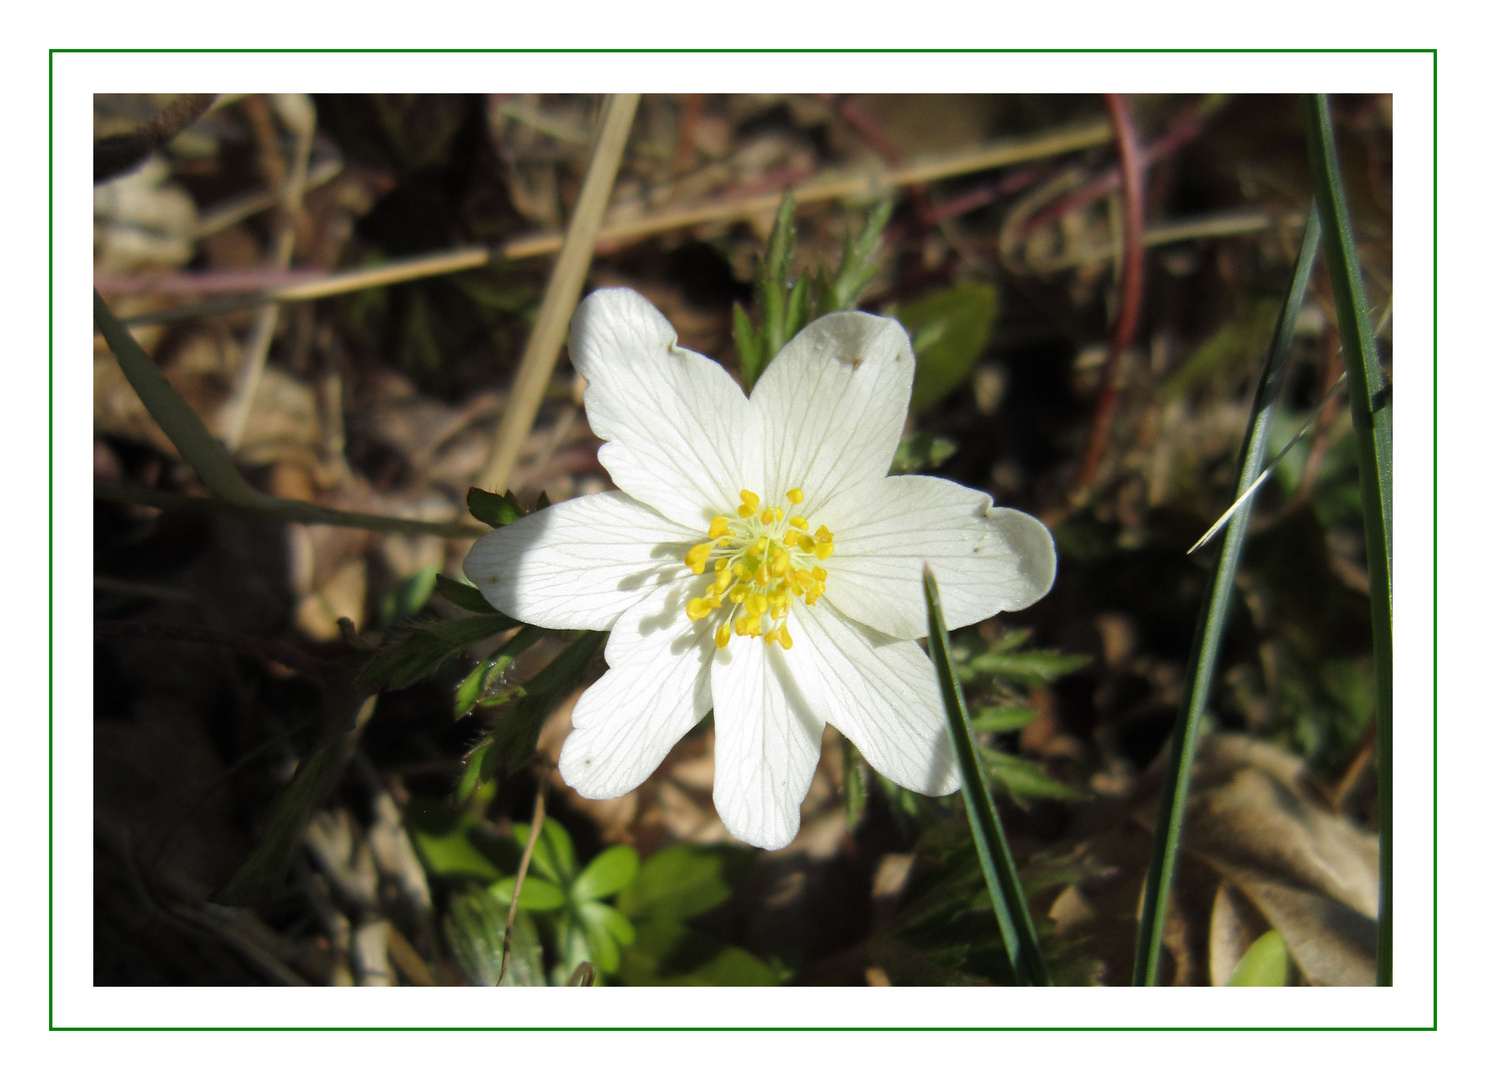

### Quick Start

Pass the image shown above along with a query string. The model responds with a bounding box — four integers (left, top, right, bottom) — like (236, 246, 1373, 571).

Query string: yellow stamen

(786, 488, 804, 505)
(686, 596, 713, 621)
(708, 515, 732, 540)
(685, 542, 713, 575)
(814, 540, 834, 560)
(738, 489, 760, 517)
(783, 530, 799, 547)
(795, 534, 815, 554)
(789, 516, 809, 530)
(811, 566, 827, 581)
(778, 624, 793, 649)
(715, 623, 731, 649)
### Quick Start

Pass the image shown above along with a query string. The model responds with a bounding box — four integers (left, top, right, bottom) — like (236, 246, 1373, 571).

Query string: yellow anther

(729, 585, 747, 604)
(814, 540, 834, 560)
(795, 534, 815, 554)
(770, 604, 786, 620)
(760, 506, 782, 525)
(789, 516, 809, 530)
(738, 490, 760, 516)
(715, 623, 731, 649)
(708, 515, 732, 540)
(686, 596, 713, 621)
(778, 624, 793, 649)
(685, 542, 714, 575)
(771, 549, 790, 574)
(814, 526, 833, 542)
(786, 488, 804, 505)
(783, 530, 799, 547)
(744, 592, 767, 617)
(764, 628, 780, 645)
(752, 564, 769, 587)
(811, 566, 827, 582)
(714, 566, 733, 591)
(750, 537, 769, 556)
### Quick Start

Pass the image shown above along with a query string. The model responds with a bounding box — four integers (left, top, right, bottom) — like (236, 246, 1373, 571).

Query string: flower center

(682, 487, 834, 650)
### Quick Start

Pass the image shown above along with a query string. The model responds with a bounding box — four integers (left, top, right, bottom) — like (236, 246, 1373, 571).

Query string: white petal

(709, 635, 825, 850)
(748, 312, 913, 510)
(559, 578, 714, 799)
(817, 475, 1056, 640)
(570, 288, 760, 531)
(788, 603, 960, 797)
(463, 490, 700, 631)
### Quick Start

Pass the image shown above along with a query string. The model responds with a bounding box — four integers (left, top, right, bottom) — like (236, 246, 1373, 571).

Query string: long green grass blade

(1302, 93, 1394, 986)
(94, 290, 483, 538)
(1131, 207, 1322, 986)
(923, 567, 1052, 986)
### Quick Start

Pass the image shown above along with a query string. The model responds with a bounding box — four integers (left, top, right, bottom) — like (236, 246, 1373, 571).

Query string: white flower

(465, 288, 1056, 850)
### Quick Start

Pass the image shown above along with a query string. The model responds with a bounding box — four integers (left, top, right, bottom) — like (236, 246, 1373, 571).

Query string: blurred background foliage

(93, 91, 1389, 987)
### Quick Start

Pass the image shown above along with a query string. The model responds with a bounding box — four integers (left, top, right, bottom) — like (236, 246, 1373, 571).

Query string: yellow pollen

(681, 485, 834, 649)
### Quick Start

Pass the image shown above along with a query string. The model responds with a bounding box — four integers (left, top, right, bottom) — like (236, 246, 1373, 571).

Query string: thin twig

(1075, 94, 1147, 494)
(498, 768, 551, 987)
(225, 96, 316, 451)
(115, 120, 1114, 328)
(477, 93, 641, 497)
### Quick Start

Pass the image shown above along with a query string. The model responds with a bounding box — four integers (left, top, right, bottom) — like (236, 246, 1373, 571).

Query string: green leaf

(358, 613, 519, 692)
(898, 283, 998, 411)
(512, 817, 578, 885)
(444, 888, 546, 986)
(617, 920, 779, 986)
(924, 567, 1051, 986)
(453, 624, 547, 719)
(578, 901, 636, 974)
(467, 486, 527, 528)
(1303, 93, 1393, 987)
(1226, 930, 1292, 986)
(406, 798, 506, 884)
(825, 199, 893, 313)
(958, 649, 1090, 686)
(969, 706, 1039, 734)
(458, 630, 606, 786)
(617, 844, 754, 924)
(979, 747, 1086, 803)
(491, 875, 568, 912)
(379, 564, 439, 626)
(1132, 206, 1322, 988)
(571, 845, 640, 904)
(436, 574, 496, 614)
(891, 432, 958, 474)
(732, 302, 764, 389)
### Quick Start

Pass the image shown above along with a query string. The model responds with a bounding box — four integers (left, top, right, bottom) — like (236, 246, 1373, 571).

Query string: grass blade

(1131, 206, 1322, 986)
(923, 566, 1052, 986)
(1302, 93, 1394, 986)
(94, 291, 483, 538)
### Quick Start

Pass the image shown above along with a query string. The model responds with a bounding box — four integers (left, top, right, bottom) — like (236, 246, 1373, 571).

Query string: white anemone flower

(465, 288, 1056, 850)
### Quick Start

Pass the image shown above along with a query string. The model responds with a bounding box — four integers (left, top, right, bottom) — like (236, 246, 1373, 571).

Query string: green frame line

(63, 48, 1432, 1028)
